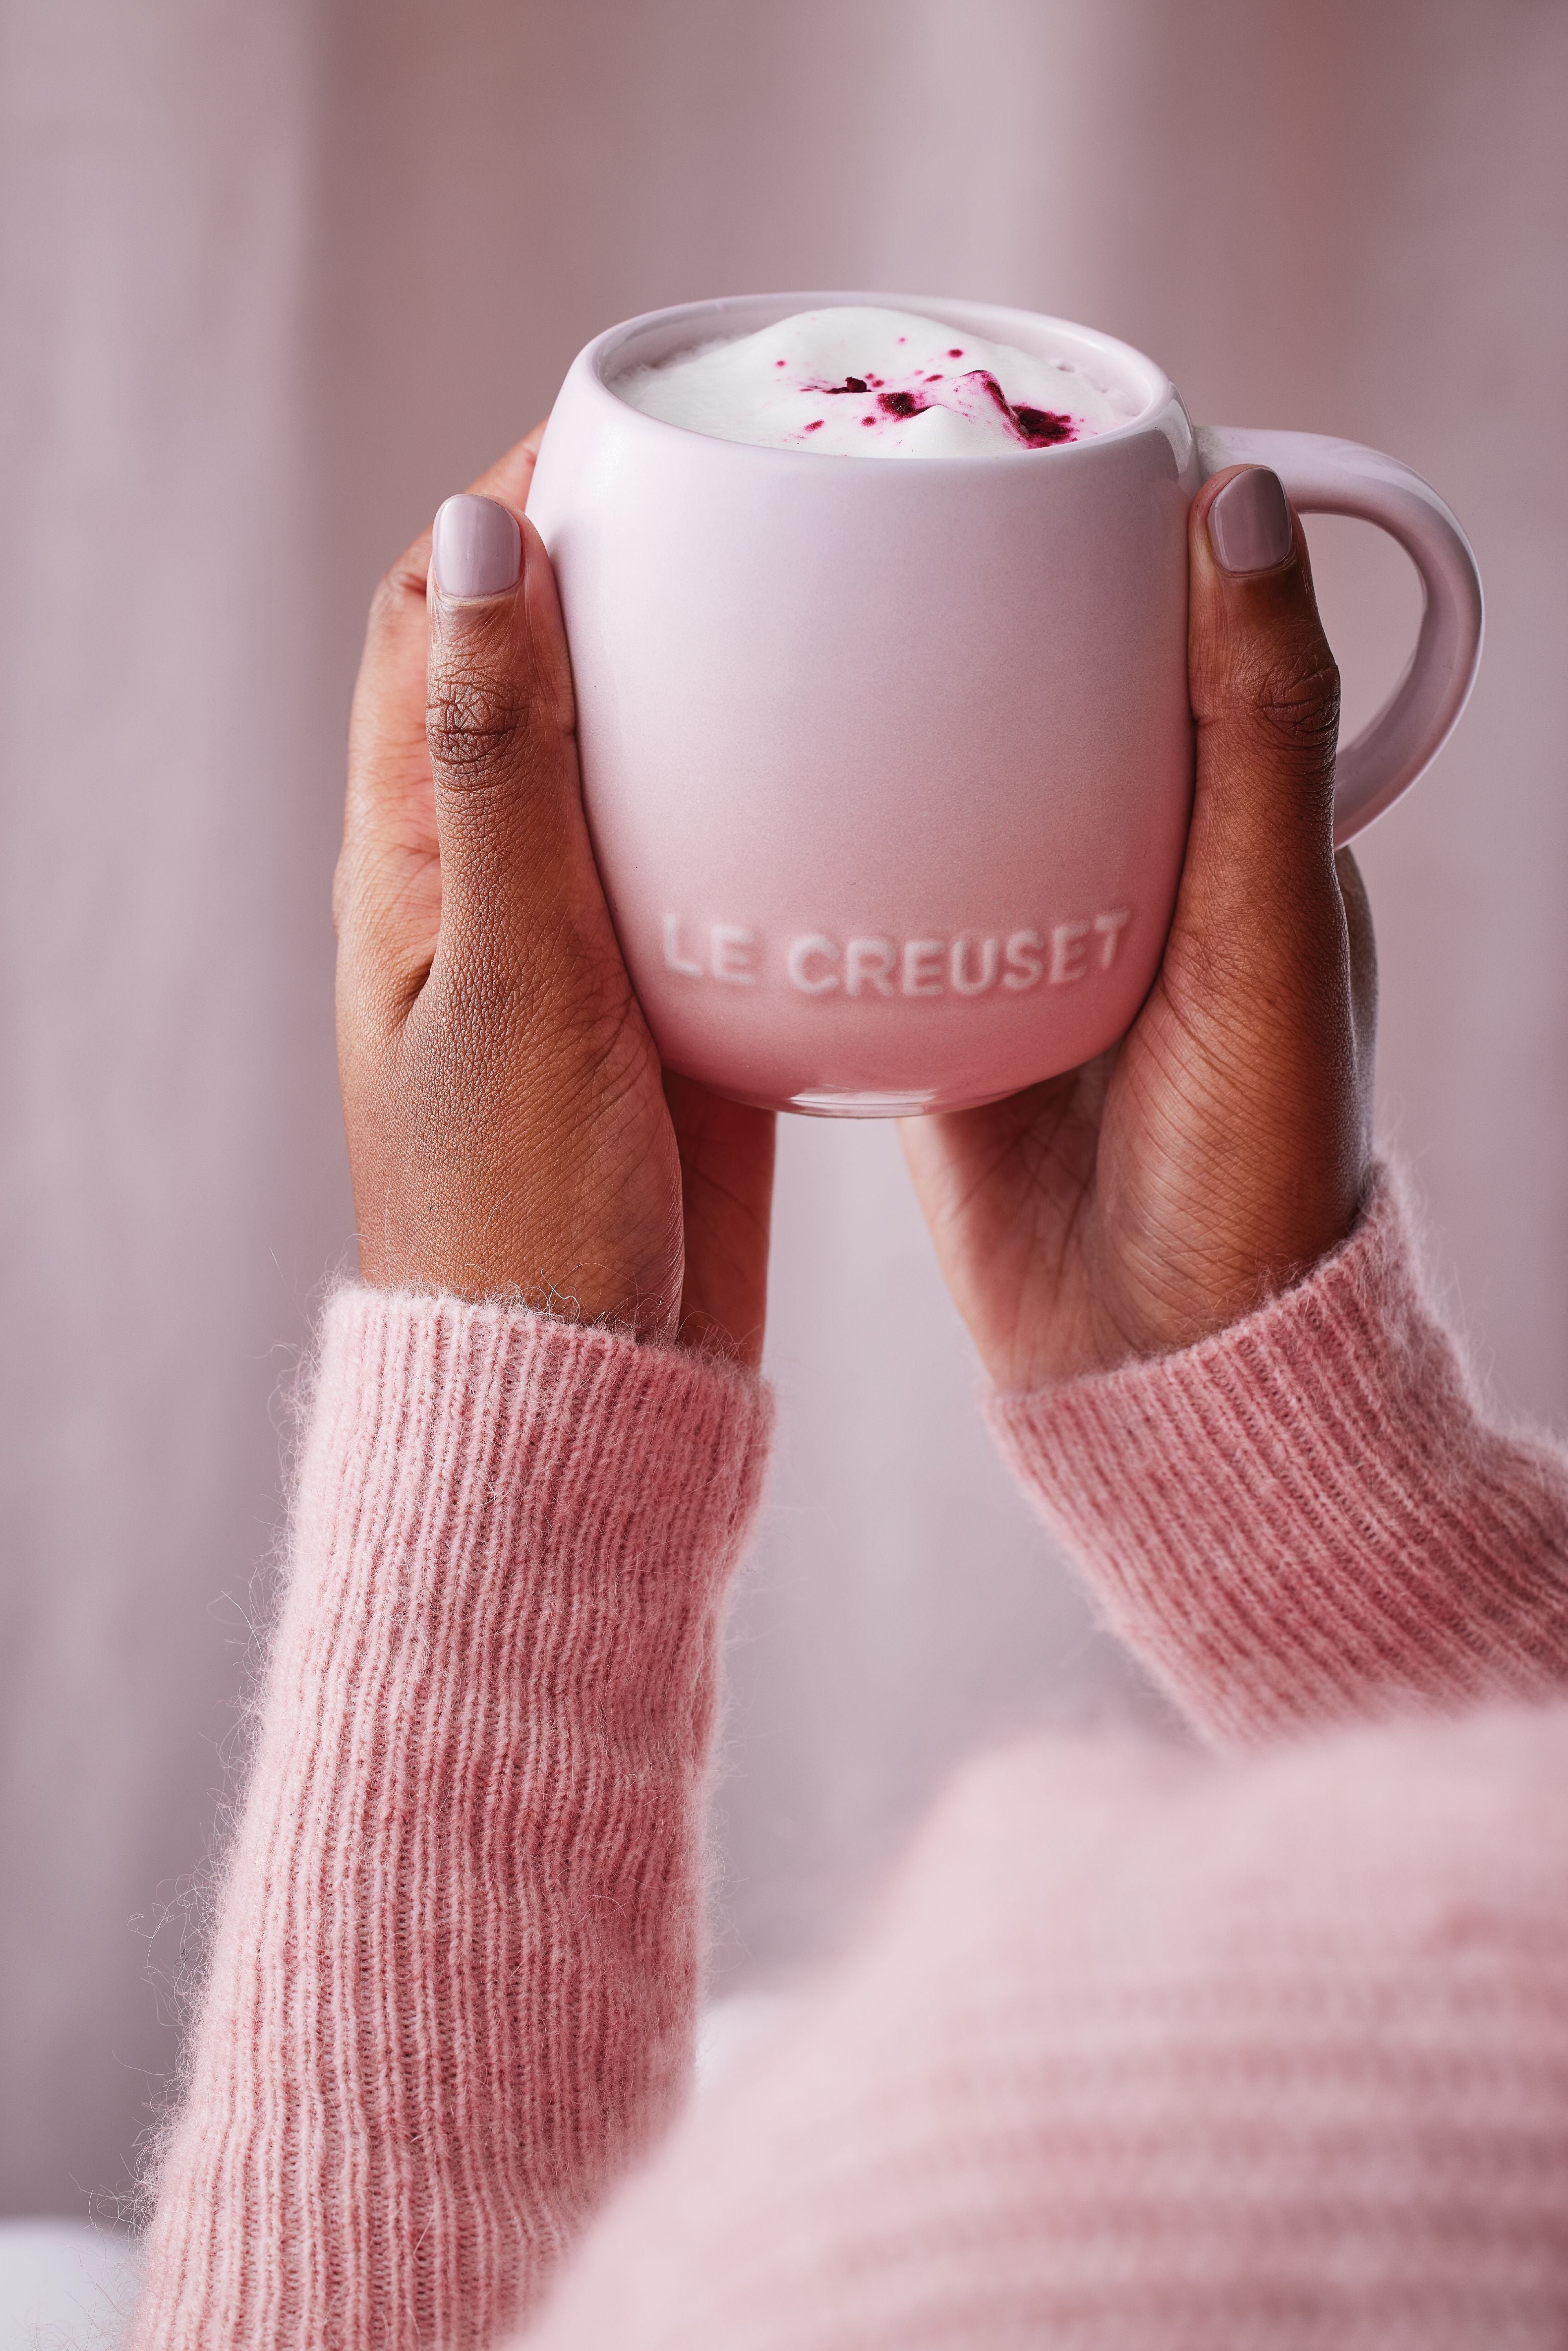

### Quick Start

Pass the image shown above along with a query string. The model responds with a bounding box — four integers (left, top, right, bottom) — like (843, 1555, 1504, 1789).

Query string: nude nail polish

(1207, 468, 1293, 574)
(431, 494, 522, 597)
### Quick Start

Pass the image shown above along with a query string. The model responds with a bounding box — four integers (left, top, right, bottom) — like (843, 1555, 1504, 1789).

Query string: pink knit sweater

(130, 1173, 1568, 2348)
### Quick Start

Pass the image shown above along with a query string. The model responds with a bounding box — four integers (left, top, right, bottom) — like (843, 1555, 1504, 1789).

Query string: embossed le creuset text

(527, 294, 1483, 1117)
(661, 911, 1133, 998)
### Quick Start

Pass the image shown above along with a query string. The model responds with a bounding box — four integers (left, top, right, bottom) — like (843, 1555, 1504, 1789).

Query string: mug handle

(1196, 426, 1484, 844)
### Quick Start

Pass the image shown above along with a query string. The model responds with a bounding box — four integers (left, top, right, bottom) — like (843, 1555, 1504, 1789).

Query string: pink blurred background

(2, 0, 1565, 2221)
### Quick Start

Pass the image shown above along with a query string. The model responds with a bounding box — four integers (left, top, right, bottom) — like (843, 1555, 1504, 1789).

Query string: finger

(425, 496, 621, 1023)
(664, 1074, 776, 1369)
(339, 566, 442, 984)
(1335, 843, 1379, 1134)
(337, 424, 553, 967)
(1154, 467, 1365, 1265)
(349, 424, 553, 798)
(1188, 464, 1341, 869)
(1169, 466, 1347, 1004)
(465, 417, 550, 509)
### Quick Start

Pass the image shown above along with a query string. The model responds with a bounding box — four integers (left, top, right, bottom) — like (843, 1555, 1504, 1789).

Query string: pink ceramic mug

(526, 292, 1483, 1117)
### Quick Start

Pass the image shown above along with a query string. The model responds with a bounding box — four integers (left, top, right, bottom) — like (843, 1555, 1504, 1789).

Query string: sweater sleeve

(987, 1167, 1568, 1748)
(128, 1287, 771, 2351)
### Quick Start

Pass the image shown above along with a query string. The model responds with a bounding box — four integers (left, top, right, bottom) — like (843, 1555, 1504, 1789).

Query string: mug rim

(575, 291, 1177, 470)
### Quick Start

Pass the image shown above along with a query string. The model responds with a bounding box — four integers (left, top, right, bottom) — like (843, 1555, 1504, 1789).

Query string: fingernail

(1207, 468, 1293, 574)
(431, 494, 522, 597)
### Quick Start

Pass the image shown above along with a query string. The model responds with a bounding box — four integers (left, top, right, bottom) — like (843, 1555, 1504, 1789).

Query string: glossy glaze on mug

(526, 293, 1482, 1117)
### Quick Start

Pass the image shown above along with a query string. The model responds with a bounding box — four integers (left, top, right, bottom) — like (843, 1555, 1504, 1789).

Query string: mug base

(789, 1087, 938, 1118)
(682, 1075, 1019, 1119)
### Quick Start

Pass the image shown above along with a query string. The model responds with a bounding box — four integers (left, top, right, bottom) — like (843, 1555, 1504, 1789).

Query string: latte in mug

(617, 304, 1137, 459)
(528, 294, 1482, 1117)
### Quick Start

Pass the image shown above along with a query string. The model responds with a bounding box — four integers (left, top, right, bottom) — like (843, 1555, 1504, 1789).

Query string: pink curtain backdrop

(2, 0, 1564, 2219)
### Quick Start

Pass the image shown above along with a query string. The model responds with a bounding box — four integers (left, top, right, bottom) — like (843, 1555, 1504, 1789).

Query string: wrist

(1009, 1167, 1372, 1394)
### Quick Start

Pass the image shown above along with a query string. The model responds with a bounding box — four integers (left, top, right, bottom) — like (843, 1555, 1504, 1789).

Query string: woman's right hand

(333, 431, 775, 1364)
(902, 465, 1378, 1393)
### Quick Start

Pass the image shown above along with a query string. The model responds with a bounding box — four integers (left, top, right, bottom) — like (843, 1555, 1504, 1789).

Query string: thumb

(425, 494, 597, 988)
(1180, 465, 1343, 955)
(1189, 458, 1335, 888)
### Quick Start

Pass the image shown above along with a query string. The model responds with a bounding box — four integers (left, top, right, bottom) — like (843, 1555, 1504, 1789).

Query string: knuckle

(426, 660, 531, 786)
(1243, 641, 1342, 768)
(366, 571, 403, 639)
(366, 552, 425, 639)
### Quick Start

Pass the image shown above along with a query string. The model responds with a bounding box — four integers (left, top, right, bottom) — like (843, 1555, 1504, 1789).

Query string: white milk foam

(615, 305, 1139, 459)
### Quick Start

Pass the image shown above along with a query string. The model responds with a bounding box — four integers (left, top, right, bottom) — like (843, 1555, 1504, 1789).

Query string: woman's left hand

(333, 428, 774, 1363)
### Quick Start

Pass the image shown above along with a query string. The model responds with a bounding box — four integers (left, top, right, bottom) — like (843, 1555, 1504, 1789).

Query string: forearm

(990, 1167, 1568, 1746)
(130, 1289, 769, 2351)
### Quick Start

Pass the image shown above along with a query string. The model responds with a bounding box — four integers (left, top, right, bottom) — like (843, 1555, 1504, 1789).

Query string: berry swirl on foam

(615, 304, 1138, 459)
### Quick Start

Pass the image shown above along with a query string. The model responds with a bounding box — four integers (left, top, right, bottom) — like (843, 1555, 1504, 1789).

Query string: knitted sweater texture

(130, 1176, 1568, 2348)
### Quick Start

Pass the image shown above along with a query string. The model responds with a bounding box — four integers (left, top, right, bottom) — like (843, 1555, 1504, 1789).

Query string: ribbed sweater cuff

(302, 1283, 773, 1633)
(286, 1291, 776, 1785)
(988, 1168, 1568, 1748)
